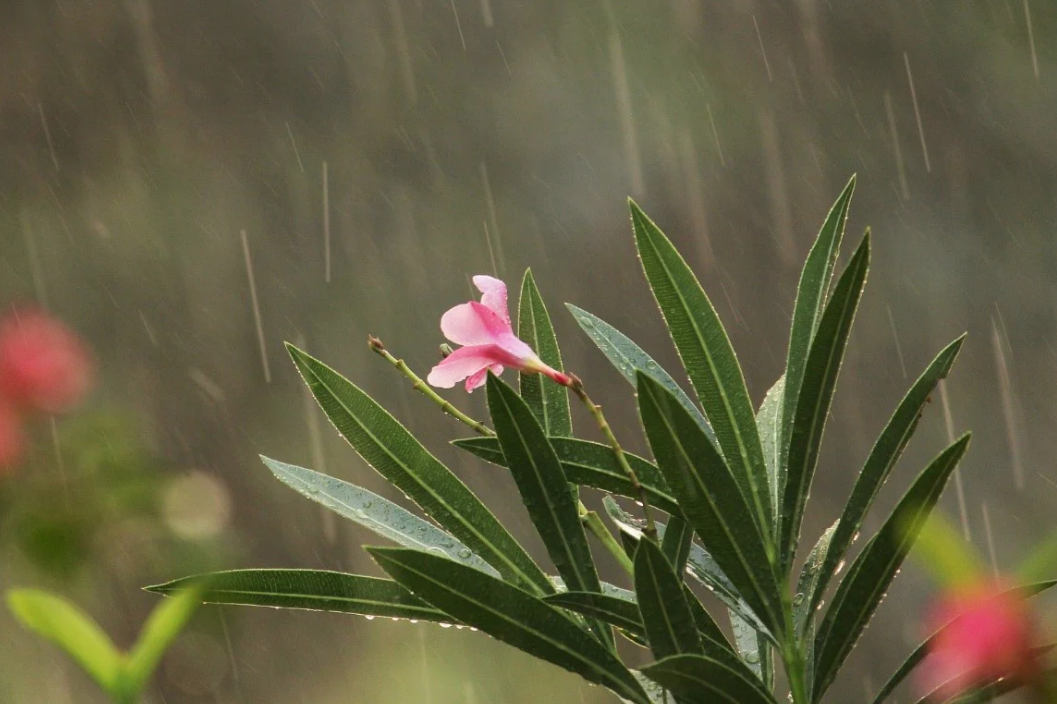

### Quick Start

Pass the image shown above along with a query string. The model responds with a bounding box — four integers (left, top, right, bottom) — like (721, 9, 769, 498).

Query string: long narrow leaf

(661, 516, 694, 577)
(518, 271, 573, 436)
(146, 569, 452, 622)
(120, 584, 203, 698)
(263, 456, 500, 577)
(780, 233, 870, 571)
(631, 201, 772, 546)
(635, 539, 704, 660)
(287, 344, 551, 594)
(485, 374, 609, 644)
(642, 654, 778, 704)
(778, 177, 856, 527)
(636, 373, 784, 638)
(794, 521, 839, 640)
(567, 303, 712, 437)
(811, 336, 966, 618)
(368, 547, 650, 704)
(453, 435, 680, 515)
(731, 616, 772, 688)
(756, 375, 785, 520)
(813, 434, 972, 701)
(544, 592, 646, 638)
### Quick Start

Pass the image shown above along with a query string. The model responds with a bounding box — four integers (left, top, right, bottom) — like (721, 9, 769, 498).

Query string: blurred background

(2, 0, 1056, 701)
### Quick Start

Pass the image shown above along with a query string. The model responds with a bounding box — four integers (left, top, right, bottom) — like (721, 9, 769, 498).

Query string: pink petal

(440, 301, 511, 346)
(427, 345, 505, 388)
(472, 275, 510, 325)
(465, 364, 503, 392)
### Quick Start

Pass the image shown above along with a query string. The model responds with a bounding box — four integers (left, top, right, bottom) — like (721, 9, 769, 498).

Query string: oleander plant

(149, 178, 1052, 703)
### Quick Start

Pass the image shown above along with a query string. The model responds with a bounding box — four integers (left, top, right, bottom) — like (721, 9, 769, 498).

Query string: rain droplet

(793, 593, 805, 606)
(439, 622, 454, 629)
(457, 548, 472, 559)
(362, 500, 373, 509)
(745, 652, 760, 664)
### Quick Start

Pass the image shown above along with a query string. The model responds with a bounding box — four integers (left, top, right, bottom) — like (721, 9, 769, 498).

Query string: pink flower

(427, 275, 572, 392)
(0, 399, 25, 473)
(0, 308, 94, 414)
(919, 581, 1039, 700)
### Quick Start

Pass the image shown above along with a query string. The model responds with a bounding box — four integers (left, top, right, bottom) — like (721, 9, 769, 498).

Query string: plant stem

(569, 377, 658, 542)
(780, 589, 809, 704)
(368, 336, 494, 436)
(581, 506, 635, 575)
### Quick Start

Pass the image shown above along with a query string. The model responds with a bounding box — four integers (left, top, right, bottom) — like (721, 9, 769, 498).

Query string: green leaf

(602, 496, 772, 639)
(812, 434, 972, 701)
(780, 233, 870, 571)
(454, 436, 680, 515)
(812, 336, 966, 617)
(661, 516, 694, 577)
(630, 201, 772, 546)
(518, 270, 572, 436)
(6, 589, 122, 692)
(730, 616, 772, 688)
(794, 521, 839, 640)
(636, 373, 784, 638)
(867, 580, 1056, 704)
(641, 654, 777, 704)
(119, 583, 203, 698)
(778, 177, 856, 521)
(485, 374, 609, 645)
(146, 569, 451, 623)
(286, 344, 551, 595)
(262, 456, 500, 577)
(756, 375, 785, 520)
(368, 547, 650, 704)
(544, 592, 645, 638)
(635, 539, 703, 660)
(566, 303, 713, 438)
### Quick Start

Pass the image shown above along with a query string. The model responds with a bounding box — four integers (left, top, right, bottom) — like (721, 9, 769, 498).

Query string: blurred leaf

(756, 375, 785, 520)
(7, 589, 122, 693)
(641, 654, 777, 704)
(454, 436, 680, 514)
(660, 516, 694, 577)
(544, 592, 646, 637)
(812, 434, 972, 701)
(635, 539, 703, 660)
(812, 336, 966, 618)
(780, 234, 870, 572)
(778, 177, 856, 527)
(911, 513, 985, 589)
(262, 456, 499, 577)
(286, 344, 551, 594)
(146, 569, 451, 622)
(118, 583, 203, 699)
(867, 580, 1057, 704)
(566, 303, 712, 438)
(368, 547, 651, 704)
(631, 201, 772, 543)
(636, 373, 783, 638)
(518, 270, 572, 437)
(485, 374, 609, 645)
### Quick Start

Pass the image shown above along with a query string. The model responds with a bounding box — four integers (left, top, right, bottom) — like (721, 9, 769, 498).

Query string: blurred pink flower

(0, 400, 25, 473)
(919, 581, 1039, 700)
(0, 308, 93, 414)
(427, 275, 572, 392)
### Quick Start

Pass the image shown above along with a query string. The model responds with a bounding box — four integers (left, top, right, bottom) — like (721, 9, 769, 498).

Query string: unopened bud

(367, 335, 385, 352)
(439, 343, 454, 359)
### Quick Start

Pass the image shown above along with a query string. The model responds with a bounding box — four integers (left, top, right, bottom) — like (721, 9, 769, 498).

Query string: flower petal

(472, 275, 510, 325)
(465, 364, 503, 392)
(440, 301, 511, 346)
(427, 346, 505, 388)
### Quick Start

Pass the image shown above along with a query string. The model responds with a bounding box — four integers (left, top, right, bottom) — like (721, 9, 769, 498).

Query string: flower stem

(368, 336, 494, 437)
(568, 376, 658, 542)
(580, 505, 635, 575)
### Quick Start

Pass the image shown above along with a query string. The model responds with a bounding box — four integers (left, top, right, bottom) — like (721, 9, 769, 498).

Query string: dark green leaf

(756, 375, 785, 520)
(262, 456, 500, 577)
(368, 547, 650, 704)
(868, 580, 1056, 704)
(567, 303, 712, 439)
(812, 336, 966, 619)
(635, 539, 703, 660)
(146, 569, 452, 622)
(636, 373, 784, 638)
(813, 434, 972, 701)
(6, 589, 122, 692)
(778, 177, 856, 518)
(661, 516, 694, 577)
(518, 270, 572, 436)
(780, 233, 870, 571)
(631, 201, 772, 545)
(286, 344, 551, 594)
(485, 374, 609, 645)
(642, 654, 777, 704)
(544, 592, 645, 637)
(453, 435, 680, 515)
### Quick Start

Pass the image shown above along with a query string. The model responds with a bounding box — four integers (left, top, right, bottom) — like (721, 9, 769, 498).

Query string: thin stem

(569, 377, 658, 542)
(368, 336, 494, 436)
(581, 506, 634, 575)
